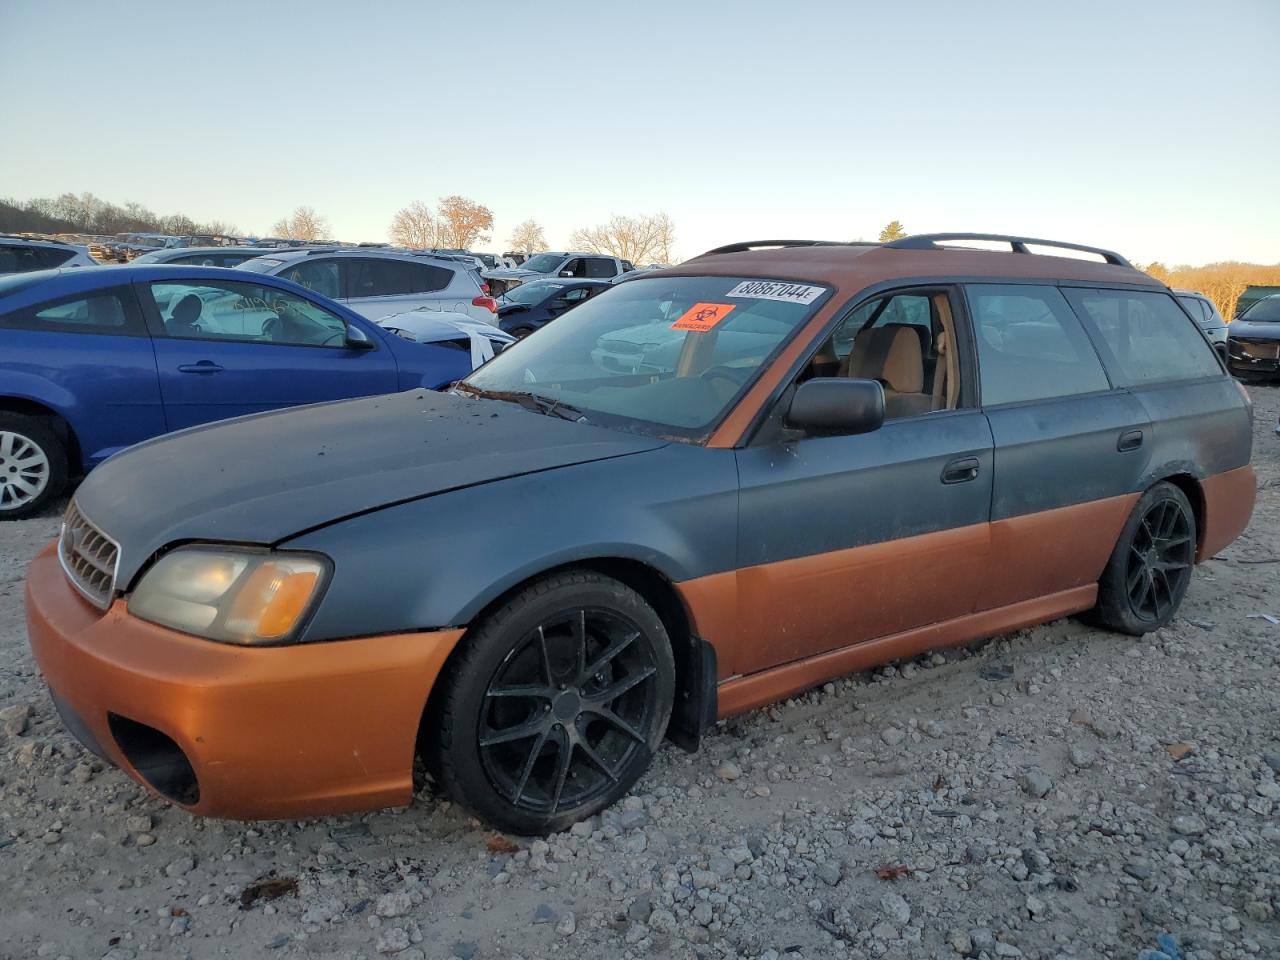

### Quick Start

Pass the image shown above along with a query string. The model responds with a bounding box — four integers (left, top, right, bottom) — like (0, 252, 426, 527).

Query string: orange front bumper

(25, 543, 465, 820)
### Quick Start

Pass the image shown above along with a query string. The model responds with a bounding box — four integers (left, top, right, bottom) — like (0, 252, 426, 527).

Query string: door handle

(1117, 429, 1144, 452)
(177, 362, 225, 374)
(941, 456, 981, 484)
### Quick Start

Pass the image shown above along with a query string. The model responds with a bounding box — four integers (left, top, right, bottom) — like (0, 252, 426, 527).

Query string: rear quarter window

(0, 287, 146, 336)
(0, 244, 76, 273)
(1063, 289, 1222, 385)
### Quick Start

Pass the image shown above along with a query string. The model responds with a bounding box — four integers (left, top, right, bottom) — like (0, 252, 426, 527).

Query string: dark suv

(28, 233, 1254, 835)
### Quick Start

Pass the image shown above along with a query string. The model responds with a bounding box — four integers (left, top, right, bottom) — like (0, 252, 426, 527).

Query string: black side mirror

(344, 326, 377, 350)
(786, 378, 885, 436)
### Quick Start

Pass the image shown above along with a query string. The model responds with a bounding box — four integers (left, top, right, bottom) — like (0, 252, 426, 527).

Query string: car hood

(1229, 319, 1280, 339)
(376, 310, 512, 343)
(75, 390, 667, 586)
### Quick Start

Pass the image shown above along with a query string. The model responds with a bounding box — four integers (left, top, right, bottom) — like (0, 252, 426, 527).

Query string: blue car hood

(75, 390, 666, 586)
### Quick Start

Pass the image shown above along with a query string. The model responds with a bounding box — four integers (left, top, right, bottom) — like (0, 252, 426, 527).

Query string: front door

(138, 277, 399, 431)
(731, 287, 994, 676)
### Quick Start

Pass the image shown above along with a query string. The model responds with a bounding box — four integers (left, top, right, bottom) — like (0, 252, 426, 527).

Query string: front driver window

(804, 290, 961, 419)
(149, 280, 350, 347)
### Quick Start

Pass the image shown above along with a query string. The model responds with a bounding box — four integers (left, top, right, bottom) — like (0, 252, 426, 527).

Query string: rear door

(138, 277, 398, 430)
(968, 282, 1152, 611)
(0, 285, 164, 466)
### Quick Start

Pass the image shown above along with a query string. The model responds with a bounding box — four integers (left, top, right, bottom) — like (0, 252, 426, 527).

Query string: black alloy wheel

(1124, 496, 1194, 623)
(1092, 481, 1197, 635)
(478, 607, 660, 814)
(428, 571, 675, 835)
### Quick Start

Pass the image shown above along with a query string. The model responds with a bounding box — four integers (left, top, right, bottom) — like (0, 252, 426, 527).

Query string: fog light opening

(108, 713, 200, 806)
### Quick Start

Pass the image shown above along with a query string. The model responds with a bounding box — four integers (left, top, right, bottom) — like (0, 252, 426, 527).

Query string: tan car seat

(845, 326, 931, 418)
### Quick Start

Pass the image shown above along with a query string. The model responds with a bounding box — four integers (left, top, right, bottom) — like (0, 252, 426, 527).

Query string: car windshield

(503, 280, 564, 305)
(235, 257, 287, 273)
(521, 253, 563, 274)
(1241, 296, 1280, 322)
(463, 275, 830, 442)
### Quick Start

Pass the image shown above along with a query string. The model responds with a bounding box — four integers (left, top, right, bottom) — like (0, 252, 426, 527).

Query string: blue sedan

(0, 264, 484, 518)
(497, 278, 610, 338)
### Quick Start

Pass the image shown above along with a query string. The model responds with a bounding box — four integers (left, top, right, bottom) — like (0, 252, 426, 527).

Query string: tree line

(0, 192, 237, 238)
(1139, 261, 1280, 321)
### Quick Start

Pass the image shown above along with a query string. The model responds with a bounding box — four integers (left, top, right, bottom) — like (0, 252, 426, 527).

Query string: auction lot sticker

(725, 280, 825, 305)
(672, 302, 736, 332)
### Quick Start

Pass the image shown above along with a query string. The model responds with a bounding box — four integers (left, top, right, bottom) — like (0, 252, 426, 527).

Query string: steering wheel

(261, 316, 282, 341)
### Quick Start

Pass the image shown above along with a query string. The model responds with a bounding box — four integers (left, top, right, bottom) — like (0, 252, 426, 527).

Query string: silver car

(0, 235, 97, 275)
(1173, 288, 1228, 358)
(237, 249, 499, 325)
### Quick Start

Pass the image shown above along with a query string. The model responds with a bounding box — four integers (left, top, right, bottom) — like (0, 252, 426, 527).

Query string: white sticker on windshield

(725, 280, 825, 305)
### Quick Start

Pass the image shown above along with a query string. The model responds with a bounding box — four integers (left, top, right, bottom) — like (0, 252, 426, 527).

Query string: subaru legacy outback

(27, 234, 1254, 835)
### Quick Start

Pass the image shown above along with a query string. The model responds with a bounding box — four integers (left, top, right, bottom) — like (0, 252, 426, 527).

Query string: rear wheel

(0, 414, 67, 521)
(1092, 482, 1196, 635)
(429, 571, 674, 835)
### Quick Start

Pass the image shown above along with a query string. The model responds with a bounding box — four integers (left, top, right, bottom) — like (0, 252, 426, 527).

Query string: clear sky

(2, 0, 1277, 265)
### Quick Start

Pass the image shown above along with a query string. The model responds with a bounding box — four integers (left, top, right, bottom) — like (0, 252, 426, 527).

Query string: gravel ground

(0, 387, 1276, 960)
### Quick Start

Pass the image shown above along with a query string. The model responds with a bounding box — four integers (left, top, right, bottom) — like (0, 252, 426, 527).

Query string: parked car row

(22, 232, 1256, 835)
(0, 261, 512, 517)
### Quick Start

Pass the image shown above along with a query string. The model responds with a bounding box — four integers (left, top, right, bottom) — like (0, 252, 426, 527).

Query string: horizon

(2, 0, 1277, 266)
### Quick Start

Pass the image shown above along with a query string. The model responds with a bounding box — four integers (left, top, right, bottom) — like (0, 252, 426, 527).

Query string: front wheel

(1092, 482, 1196, 635)
(428, 571, 675, 835)
(0, 414, 68, 521)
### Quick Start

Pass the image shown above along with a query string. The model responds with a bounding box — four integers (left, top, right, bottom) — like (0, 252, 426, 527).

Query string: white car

(237, 249, 499, 325)
(376, 309, 514, 369)
(0, 235, 97, 275)
(484, 251, 632, 291)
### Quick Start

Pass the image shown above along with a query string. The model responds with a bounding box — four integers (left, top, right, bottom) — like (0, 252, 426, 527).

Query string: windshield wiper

(454, 384, 588, 422)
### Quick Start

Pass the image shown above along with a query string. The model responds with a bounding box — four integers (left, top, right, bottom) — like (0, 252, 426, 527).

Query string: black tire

(428, 571, 675, 835)
(0, 413, 68, 521)
(1092, 482, 1196, 635)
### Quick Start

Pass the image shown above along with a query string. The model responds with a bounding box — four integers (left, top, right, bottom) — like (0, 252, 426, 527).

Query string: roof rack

(701, 239, 847, 256)
(884, 233, 1132, 268)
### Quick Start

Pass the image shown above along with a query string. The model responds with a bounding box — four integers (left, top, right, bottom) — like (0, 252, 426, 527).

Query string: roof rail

(885, 233, 1131, 268)
(701, 239, 847, 256)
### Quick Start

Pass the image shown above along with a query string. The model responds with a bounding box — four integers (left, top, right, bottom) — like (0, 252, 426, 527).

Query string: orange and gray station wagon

(27, 234, 1255, 834)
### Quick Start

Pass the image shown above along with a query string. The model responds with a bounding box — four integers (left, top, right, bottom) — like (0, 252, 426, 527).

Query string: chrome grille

(57, 501, 120, 609)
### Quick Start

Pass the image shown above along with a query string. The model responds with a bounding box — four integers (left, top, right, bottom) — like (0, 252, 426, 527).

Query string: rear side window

(0, 287, 145, 336)
(280, 259, 341, 299)
(581, 257, 617, 279)
(0, 244, 76, 273)
(1175, 295, 1208, 323)
(967, 284, 1110, 406)
(1063, 289, 1221, 385)
(346, 258, 452, 297)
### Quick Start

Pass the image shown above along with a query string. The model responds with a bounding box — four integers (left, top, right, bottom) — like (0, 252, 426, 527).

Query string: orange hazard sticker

(671, 302, 735, 332)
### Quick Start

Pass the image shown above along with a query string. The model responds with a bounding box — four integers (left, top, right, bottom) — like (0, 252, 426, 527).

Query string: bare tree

(570, 212, 675, 265)
(508, 218, 549, 253)
(271, 205, 329, 241)
(388, 201, 438, 248)
(878, 220, 908, 242)
(434, 196, 494, 249)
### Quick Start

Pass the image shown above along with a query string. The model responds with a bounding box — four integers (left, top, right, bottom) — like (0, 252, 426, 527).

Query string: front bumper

(1228, 340, 1280, 374)
(26, 543, 464, 819)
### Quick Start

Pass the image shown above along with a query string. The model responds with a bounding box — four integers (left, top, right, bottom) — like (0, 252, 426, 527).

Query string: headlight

(128, 547, 329, 645)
